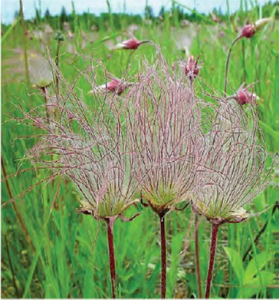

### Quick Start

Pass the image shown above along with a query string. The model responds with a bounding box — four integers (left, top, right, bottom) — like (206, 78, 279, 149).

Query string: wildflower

(111, 38, 151, 50)
(193, 101, 266, 223)
(125, 52, 205, 298)
(181, 55, 201, 82)
(20, 68, 140, 298)
(227, 82, 258, 105)
(240, 24, 255, 38)
(89, 76, 135, 95)
(191, 100, 268, 298)
(239, 17, 273, 38)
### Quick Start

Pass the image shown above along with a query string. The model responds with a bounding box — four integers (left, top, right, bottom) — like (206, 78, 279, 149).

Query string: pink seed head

(240, 24, 255, 38)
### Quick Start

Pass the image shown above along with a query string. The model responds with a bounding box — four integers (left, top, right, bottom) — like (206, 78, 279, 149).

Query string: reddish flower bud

(182, 55, 201, 81)
(233, 83, 258, 105)
(112, 38, 150, 50)
(240, 24, 255, 38)
(89, 77, 134, 96)
(239, 18, 272, 39)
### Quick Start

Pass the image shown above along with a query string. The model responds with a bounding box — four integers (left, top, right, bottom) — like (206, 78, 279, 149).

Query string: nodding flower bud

(240, 24, 255, 38)
(112, 38, 150, 50)
(182, 55, 200, 81)
(231, 83, 258, 105)
(240, 18, 272, 39)
(89, 77, 134, 96)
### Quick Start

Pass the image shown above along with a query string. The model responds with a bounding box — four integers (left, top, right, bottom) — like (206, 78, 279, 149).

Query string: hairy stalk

(195, 214, 202, 298)
(224, 36, 241, 94)
(106, 217, 117, 298)
(205, 224, 219, 299)
(159, 212, 167, 298)
(19, 0, 30, 84)
(1, 156, 35, 252)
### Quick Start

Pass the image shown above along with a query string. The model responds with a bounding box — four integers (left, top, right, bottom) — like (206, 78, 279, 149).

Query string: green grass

(1, 1, 278, 298)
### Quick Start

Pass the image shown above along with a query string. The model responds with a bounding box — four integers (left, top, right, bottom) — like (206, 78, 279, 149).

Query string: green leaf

(240, 271, 275, 298)
(244, 252, 272, 284)
(224, 247, 244, 284)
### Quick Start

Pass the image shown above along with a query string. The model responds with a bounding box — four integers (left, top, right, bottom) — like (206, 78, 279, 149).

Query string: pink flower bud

(112, 38, 150, 50)
(89, 77, 134, 96)
(183, 55, 200, 81)
(240, 18, 272, 39)
(240, 24, 255, 38)
(233, 83, 258, 105)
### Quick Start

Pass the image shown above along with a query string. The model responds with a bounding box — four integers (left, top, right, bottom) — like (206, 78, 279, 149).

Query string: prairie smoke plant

(192, 100, 268, 298)
(14, 69, 140, 298)
(125, 53, 205, 298)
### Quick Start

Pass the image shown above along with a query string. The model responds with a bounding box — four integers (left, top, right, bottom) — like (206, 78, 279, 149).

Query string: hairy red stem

(195, 214, 202, 298)
(159, 213, 167, 299)
(205, 223, 219, 299)
(106, 217, 116, 298)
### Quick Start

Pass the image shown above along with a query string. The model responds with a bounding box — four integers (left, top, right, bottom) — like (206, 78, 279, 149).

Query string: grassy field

(1, 1, 278, 298)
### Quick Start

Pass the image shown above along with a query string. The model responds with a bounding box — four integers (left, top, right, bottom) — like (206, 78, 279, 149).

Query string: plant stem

(55, 40, 61, 97)
(195, 214, 202, 298)
(224, 36, 241, 94)
(159, 213, 167, 299)
(41, 87, 50, 124)
(205, 223, 219, 299)
(106, 217, 116, 298)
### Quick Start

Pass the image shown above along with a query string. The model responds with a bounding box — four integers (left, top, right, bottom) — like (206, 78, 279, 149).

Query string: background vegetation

(1, 0, 278, 298)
